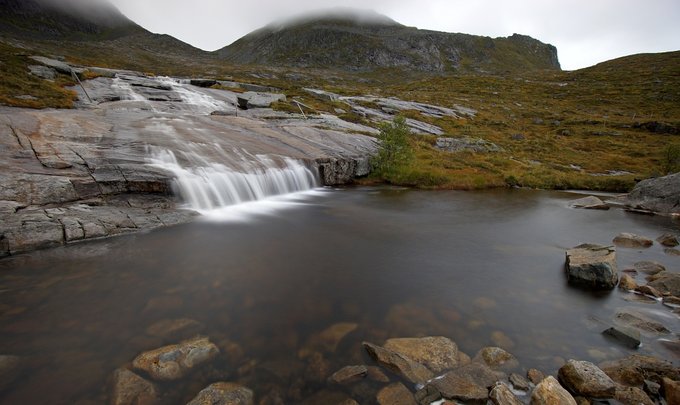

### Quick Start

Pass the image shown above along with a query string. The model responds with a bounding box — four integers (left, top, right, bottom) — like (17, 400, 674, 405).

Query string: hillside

(217, 9, 560, 73)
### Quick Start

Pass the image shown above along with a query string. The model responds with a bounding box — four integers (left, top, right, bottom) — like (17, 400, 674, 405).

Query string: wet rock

(565, 244, 618, 289)
(569, 196, 609, 210)
(435, 136, 502, 153)
(132, 337, 219, 381)
(329, 365, 367, 385)
(602, 326, 641, 349)
(618, 274, 638, 290)
(613, 233, 653, 248)
(473, 347, 519, 371)
(633, 261, 666, 275)
(558, 359, 616, 398)
(367, 366, 390, 383)
(383, 336, 460, 373)
(662, 296, 680, 308)
(186, 382, 253, 405)
(308, 322, 358, 353)
(509, 373, 531, 391)
(145, 318, 204, 341)
(490, 383, 523, 405)
(110, 368, 159, 405)
(362, 342, 434, 385)
(0, 355, 23, 392)
(614, 386, 654, 405)
(528, 369, 546, 385)
(377, 382, 416, 405)
(418, 362, 500, 404)
(600, 355, 680, 387)
(657, 233, 679, 247)
(190, 79, 217, 88)
(623, 172, 680, 214)
(303, 352, 332, 383)
(665, 247, 680, 256)
(662, 378, 680, 405)
(530, 376, 577, 405)
(647, 272, 680, 296)
(636, 285, 662, 298)
(614, 309, 670, 334)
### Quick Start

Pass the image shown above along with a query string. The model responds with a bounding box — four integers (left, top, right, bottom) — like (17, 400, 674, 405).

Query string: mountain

(217, 8, 561, 73)
(0, 0, 144, 40)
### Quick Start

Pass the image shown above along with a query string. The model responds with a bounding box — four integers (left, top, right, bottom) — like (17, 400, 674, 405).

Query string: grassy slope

(1, 35, 677, 191)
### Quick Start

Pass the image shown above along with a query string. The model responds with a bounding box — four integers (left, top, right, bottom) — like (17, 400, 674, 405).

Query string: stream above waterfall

(0, 188, 678, 404)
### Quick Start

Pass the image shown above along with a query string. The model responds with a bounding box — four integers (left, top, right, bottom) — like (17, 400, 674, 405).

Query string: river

(0, 187, 677, 404)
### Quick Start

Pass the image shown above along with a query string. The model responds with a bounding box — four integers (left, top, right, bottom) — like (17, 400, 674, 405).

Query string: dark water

(0, 188, 678, 404)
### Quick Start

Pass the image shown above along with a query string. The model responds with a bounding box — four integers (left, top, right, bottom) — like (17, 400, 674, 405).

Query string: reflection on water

(0, 188, 678, 404)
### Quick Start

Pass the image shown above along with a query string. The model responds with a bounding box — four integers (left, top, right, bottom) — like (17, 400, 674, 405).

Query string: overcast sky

(107, 0, 680, 71)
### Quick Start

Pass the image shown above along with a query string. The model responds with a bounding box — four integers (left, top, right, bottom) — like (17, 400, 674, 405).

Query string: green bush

(371, 116, 414, 177)
(662, 144, 680, 174)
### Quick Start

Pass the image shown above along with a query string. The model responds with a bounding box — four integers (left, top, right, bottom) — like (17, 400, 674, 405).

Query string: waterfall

(147, 145, 320, 214)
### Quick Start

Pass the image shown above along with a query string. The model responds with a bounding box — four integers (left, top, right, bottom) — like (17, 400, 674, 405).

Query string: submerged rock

(362, 341, 434, 385)
(647, 272, 680, 296)
(602, 326, 641, 349)
(618, 274, 638, 290)
(599, 354, 680, 387)
(329, 365, 367, 385)
(473, 347, 519, 371)
(530, 376, 577, 405)
(132, 337, 219, 381)
(186, 382, 253, 405)
(657, 233, 679, 247)
(111, 368, 159, 405)
(565, 244, 618, 289)
(558, 359, 616, 398)
(633, 261, 666, 275)
(569, 196, 609, 210)
(383, 336, 461, 373)
(376, 382, 416, 405)
(613, 233, 653, 248)
(613, 309, 670, 335)
(490, 383, 524, 405)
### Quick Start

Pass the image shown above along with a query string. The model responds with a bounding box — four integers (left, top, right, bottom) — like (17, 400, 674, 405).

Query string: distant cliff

(216, 9, 560, 73)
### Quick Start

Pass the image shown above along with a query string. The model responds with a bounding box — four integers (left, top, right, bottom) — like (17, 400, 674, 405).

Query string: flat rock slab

(383, 336, 461, 373)
(565, 244, 618, 289)
(613, 233, 654, 248)
(569, 195, 609, 210)
(362, 341, 434, 385)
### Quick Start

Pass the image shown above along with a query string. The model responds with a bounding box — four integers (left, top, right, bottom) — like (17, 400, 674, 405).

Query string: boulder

(509, 373, 531, 391)
(618, 274, 637, 290)
(473, 347, 519, 371)
(624, 172, 680, 214)
(647, 272, 680, 296)
(633, 261, 666, 275)
(663, 377, 680, 405)
(132, 337, 219, 381)
(417, 362, 500, 404)
(614, 309, 670, 335)
(602, 326, 641, 349)
(558, 360, 616, 398)
(186, 382, 253, 405)
(565, 244, 618, 289)
(530, 376, 577, 405)
(599, 355, 680, 387)
(28, 65, 57, 80)
(362, 342, 434, 385)
(490, 383, 523, 405)
(110, 368, 159, 405)
(377, 382, 416, 405)
(569, 196, 609, 210)
(613, 233, 653, 248)
(657, 233, 679, 247)
(614, 386, 654, 405)
(383, 336, 460, 373)
(329, 365, 367, 385)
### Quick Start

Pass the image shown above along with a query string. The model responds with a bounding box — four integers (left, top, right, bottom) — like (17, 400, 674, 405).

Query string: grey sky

(107, 0, 680, 70)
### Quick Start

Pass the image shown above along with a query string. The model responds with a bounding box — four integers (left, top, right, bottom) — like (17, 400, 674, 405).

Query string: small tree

(372, 116, 413, 177)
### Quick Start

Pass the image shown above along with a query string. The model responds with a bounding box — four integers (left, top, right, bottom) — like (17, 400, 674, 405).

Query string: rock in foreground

(557, 359, 616, 398)
(132, 337, 219, 381)
(530, 376, 577, 405)
(565, 244, 618, 289)
(623, 172, 680, 214)
(383, 336, 461, 373)
(186, 382, 253, 405)
(362, 342, 434, 385)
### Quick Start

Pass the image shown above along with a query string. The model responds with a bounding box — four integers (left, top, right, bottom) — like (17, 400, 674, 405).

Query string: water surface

(0, 188, 678, 404)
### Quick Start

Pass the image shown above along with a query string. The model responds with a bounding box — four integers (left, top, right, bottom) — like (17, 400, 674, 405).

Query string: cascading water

(147, 145, 320, 215)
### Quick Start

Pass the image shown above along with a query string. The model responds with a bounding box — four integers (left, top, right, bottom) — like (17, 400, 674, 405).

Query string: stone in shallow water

(633, 261, 666, 275)
(132, 337, 219, 381)
(565, 244, 618, 290)
(569, 196, 609, 210)
(362, 341, 434, 385)
(383, 336, 460, 373)
(530, 376, 577, 405)
(418, 362, 500, 404)
(614, 310, 670, 335)
(558, 359, 616, 398)
(329, 365, 367, 385)
(490, 382, 524, 405)
(613, 233, 653, 248)
(110, 368, 159, 405)
(648, 272, 680, 296)
(473, 346, 519, 371)
(602, 326, 641, 349)
(657, 233, 679, 247)
(618, 274, 638, 290)
(376, 382, 416, 405)
(186, 382, 253, 405)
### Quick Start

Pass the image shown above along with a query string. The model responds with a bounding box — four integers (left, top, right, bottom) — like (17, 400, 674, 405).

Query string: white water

(154, 76, 233, 114)
(147, 145, 320, 217)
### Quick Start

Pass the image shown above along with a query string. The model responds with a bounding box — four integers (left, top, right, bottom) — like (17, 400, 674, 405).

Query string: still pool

(0, 187, 678, 404)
